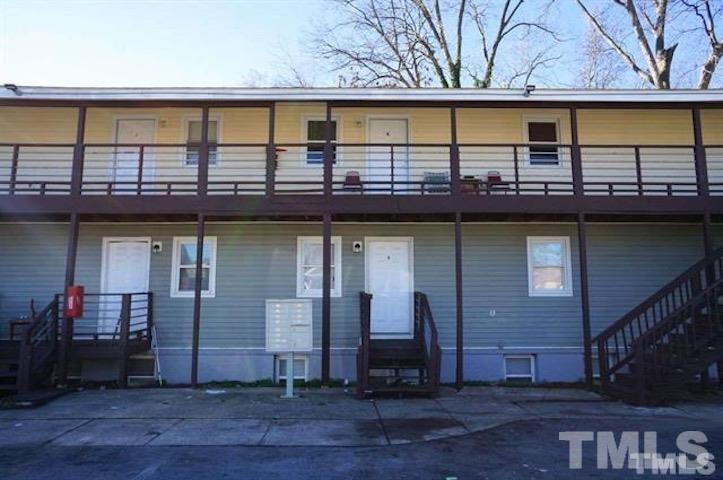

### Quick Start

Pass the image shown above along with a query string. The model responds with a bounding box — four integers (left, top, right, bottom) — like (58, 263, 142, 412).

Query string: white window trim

(296, 236, 342, 298)
(527, 236, 573, 297)
(504, 354, 536, 382)
(181, 115, 223, 167)
(275, 354, 309, 382)
(522, 115, 563, 167)
(301, 116, 341, 167)
(170, 236, 218, 298)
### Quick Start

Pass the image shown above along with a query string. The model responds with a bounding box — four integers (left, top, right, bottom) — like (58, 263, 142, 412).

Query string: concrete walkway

(0, 386, 719, 447)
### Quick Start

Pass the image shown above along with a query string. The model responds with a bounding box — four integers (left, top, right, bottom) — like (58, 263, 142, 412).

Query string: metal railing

(0, 141, 712, 199)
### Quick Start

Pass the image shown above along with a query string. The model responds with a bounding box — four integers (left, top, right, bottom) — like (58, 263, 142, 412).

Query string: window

(527, 236, 572, 296)
(171, 237, 217, 297)
(296, 236, 342, 297)
(185, 119, 219, 166)
(305, 119, 337, 165)
(276, 355, 308, 382)
(525, 119, 559, 165)
(504, 355, 535, 383)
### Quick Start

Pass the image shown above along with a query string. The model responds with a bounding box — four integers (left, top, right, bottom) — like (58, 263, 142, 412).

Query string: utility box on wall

(265, 299, 313, 353)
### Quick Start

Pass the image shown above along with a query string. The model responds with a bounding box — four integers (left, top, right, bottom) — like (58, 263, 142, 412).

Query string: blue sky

(0, 0, 329, 86)
(0, 0, 708, 88)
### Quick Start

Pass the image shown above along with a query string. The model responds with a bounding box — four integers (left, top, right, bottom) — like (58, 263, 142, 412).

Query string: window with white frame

(296, 236, 342, 297)
(305, 119, 337, 165)
(527, 236, 572, 296)
(504, 355, 535, 383)
(276, 355, 308, 382)
(185, 119, 219, 166)
(524, 118, 560, 166)
(171, 237, 217, 297)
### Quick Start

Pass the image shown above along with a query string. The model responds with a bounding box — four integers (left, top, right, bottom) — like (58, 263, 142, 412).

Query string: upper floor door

(368, 118, 409, 194)
(113, 119, 156, 193)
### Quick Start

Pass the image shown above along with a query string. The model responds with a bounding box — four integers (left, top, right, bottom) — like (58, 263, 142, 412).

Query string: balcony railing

(0, 141, 715, 199)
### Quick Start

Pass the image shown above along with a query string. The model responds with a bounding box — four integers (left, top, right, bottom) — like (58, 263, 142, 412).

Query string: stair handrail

(16, 295, 60, 392)
(594, 247, 723, 389)
(414, 292, 441, 390)
(636, 280, 722, 375)
(356, 292, 372, 396)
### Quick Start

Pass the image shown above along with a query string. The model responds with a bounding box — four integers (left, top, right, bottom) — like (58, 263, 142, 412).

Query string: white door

(113, 119, 156, 193)
(99, 238, 151, 336)
(368, 119, 409, 194)
(366, 238, 414, 338)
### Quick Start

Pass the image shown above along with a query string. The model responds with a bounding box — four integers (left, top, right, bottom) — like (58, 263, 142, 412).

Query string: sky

(0, 0, 707, 89)
(0, 0, 330, 87)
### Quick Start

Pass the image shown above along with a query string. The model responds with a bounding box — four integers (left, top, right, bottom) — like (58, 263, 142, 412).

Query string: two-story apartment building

(0, 86, 721, 403)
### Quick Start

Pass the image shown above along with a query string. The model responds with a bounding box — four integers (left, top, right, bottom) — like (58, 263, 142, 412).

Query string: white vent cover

(265, 299, 313, 353)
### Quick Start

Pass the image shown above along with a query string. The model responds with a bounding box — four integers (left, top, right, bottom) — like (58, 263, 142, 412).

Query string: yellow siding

(702, 109, 723, 144)
(274, 104, 450, 143)
(0, 105, 711, 146)
(457, 108, 572, 144)
(0, 107, 78, 143)
(577, 109, 693, 145)
(85, 108, 199, 143)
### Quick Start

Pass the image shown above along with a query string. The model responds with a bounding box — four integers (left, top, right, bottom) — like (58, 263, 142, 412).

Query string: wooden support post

(692, 106, 709, 197)
(702, 211, 714, 389)
(454, 212, 464, 389)
(321, 212, 332, 384)
(577, 212, 594, 387)
(117, 294, 131, 388)
(569, 108, 584, 198)
(265, 102, 276, 197)
(323, 103, 333, 197)
(70, 106, 87, 196)
(57, 212, 80, 386)
(9, 145, 19, 195)
(197, 106, 210, 197)
(450, 106, 461, 196)
(190, 214, 205, 387)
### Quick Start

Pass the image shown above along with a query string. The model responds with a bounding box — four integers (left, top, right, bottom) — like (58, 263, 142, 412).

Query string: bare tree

(682, 0, 723, 89)
(577, 24, 628, 88)
(310, 0, 559, 88)
(311, 0, 448, 87)
(575, 0, 677, 89)
(469, 0, 560, 88)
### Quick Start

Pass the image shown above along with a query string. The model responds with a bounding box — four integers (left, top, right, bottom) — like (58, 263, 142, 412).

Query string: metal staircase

(594, 248, 723, 405)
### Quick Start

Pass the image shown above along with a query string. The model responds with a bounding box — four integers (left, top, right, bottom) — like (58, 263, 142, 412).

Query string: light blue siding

(0, 221, 716, 383)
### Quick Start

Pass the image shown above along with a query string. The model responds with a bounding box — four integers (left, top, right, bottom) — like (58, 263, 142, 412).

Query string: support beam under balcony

(577, 212, 593, 387)
(321, 212, 332, 384)
(58, 212, 80, 386)
(190, 213, 205, 387)
(454, 212, 463, 389)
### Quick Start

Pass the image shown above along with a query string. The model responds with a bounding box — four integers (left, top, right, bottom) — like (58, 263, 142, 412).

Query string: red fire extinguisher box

(65, 285, 84, 318)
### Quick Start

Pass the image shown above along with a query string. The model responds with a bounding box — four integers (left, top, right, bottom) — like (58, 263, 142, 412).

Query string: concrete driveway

(1, 387, 722, 479)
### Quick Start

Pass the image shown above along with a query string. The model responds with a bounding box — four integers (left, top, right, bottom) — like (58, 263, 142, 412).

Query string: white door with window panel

(99, 238, 151, 336)
(368, 119, 409, 193)
(113, 119, 156, 193)
(366, 238, 414, 338)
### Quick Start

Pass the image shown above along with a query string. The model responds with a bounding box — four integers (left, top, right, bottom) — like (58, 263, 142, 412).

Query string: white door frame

(99, 237, 152, 337)
(100, 237, 152, 294)
(364, 236, 415, 338)
(366, 117, 410, 191)
(112, 117, 158, 187)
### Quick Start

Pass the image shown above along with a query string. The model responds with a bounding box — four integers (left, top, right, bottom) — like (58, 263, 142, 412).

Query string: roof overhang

(0, 86, 721, 106)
